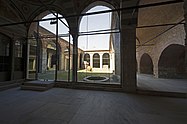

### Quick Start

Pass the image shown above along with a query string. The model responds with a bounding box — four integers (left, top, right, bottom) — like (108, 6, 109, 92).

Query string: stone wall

(136, 2, 186, 78)
(184, 0, 187, 77)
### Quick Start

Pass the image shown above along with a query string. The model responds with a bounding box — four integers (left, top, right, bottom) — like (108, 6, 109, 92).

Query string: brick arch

(158, 44, 185, 78)
(28, 7, 70, 34)
(28, 10, 70, 47)
(140, 53, 153, 74)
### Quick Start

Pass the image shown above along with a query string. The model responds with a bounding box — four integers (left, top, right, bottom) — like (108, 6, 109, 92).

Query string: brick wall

(136, 2, 186, 78)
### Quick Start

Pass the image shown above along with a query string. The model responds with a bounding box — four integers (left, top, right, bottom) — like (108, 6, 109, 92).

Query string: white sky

(40, 6, 112, 50)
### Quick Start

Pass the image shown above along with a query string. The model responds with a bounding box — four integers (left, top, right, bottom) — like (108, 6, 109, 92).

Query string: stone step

(20, 85, 50, 91)
(0, 79, 24, 86)
(55, 82, 122, 92)
(0, 83, 20, 91)
(137, 89, 187, 98)
(21, 81, 55, 91)
(22, 82, 54, 87)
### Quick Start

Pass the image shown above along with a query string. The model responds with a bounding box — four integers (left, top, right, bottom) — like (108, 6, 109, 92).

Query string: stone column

(110, 53, 114, 73)
(26, 42, 30, 78)
(33, 59, 36, 70)
(47, 53, 52, 69)
(153, 60, 159, 78)
(121, 0, 138, 92)
(59, 45, 65, 71)
(90, 53, 93, 68)
(184, 0, 187, 77)
(71, 27, 78, 82)
(41, 44, 47, 73)
(100, 53, 103, 69)
(9, 39, 15, 80)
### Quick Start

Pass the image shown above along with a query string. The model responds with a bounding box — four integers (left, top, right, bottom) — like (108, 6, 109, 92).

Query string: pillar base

(122, 85, 136, 93)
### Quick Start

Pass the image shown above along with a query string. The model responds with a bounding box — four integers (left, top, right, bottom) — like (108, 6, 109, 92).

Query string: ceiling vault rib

(137, 19, 185, 49)
(137, 22, 185, 28)
(38, 0, 69, 29)
(9, 0, 26, 22)
(0, 0, 184, 27)
(136, 36, 141, 45)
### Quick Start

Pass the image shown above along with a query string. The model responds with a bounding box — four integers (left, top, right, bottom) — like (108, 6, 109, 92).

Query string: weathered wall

(184, 0, 187, 77)
(136, 2, 186, 78)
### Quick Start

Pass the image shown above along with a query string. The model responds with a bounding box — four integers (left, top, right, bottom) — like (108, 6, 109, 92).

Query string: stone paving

(138, 74, 187, 93)
(0, 87, 187, 124)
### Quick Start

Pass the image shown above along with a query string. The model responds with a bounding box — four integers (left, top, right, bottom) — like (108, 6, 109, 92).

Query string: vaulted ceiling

(0, 0, 185, 45)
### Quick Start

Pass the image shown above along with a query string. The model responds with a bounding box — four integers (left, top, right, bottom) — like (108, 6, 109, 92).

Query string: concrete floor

(0, 87, 187, 124)
(138, 74, 187, 93)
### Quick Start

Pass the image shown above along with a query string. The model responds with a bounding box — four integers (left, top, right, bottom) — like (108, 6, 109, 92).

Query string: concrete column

(121, 0, 138, 92)
(100, 53, 103, 69)
(90, 53, 93, 68)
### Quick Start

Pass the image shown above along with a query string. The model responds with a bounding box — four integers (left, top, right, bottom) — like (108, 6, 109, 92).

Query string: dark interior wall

(140, 53, 153, 74)
(0, 33, 25, 81)
(0, 33, 10, 81)
(158, 44, 185, 78)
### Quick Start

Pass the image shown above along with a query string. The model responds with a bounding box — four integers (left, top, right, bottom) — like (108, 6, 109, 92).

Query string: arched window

(93, 53, 100, 68)
(84, 53, 90, 63)
(77, 1, 120, 83)
(102, 53, 110, 68)
(27, 11, 72, 81)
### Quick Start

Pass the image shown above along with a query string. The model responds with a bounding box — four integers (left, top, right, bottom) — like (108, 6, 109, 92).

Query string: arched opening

(77, 2, 120, 84)
(140, 53, 153, 75)
(93, 53, 100, 68)
(27, 11, 72, 81)
(158, 44, 185, 78)
(102, 53, 110, 69)
(84, 53, 90, 63)
(83, 53, 90, 69)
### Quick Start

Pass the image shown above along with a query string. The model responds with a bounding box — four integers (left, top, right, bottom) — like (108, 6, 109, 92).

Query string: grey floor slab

(0, 87, 187, 124)
(137, 74, 187, 93)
